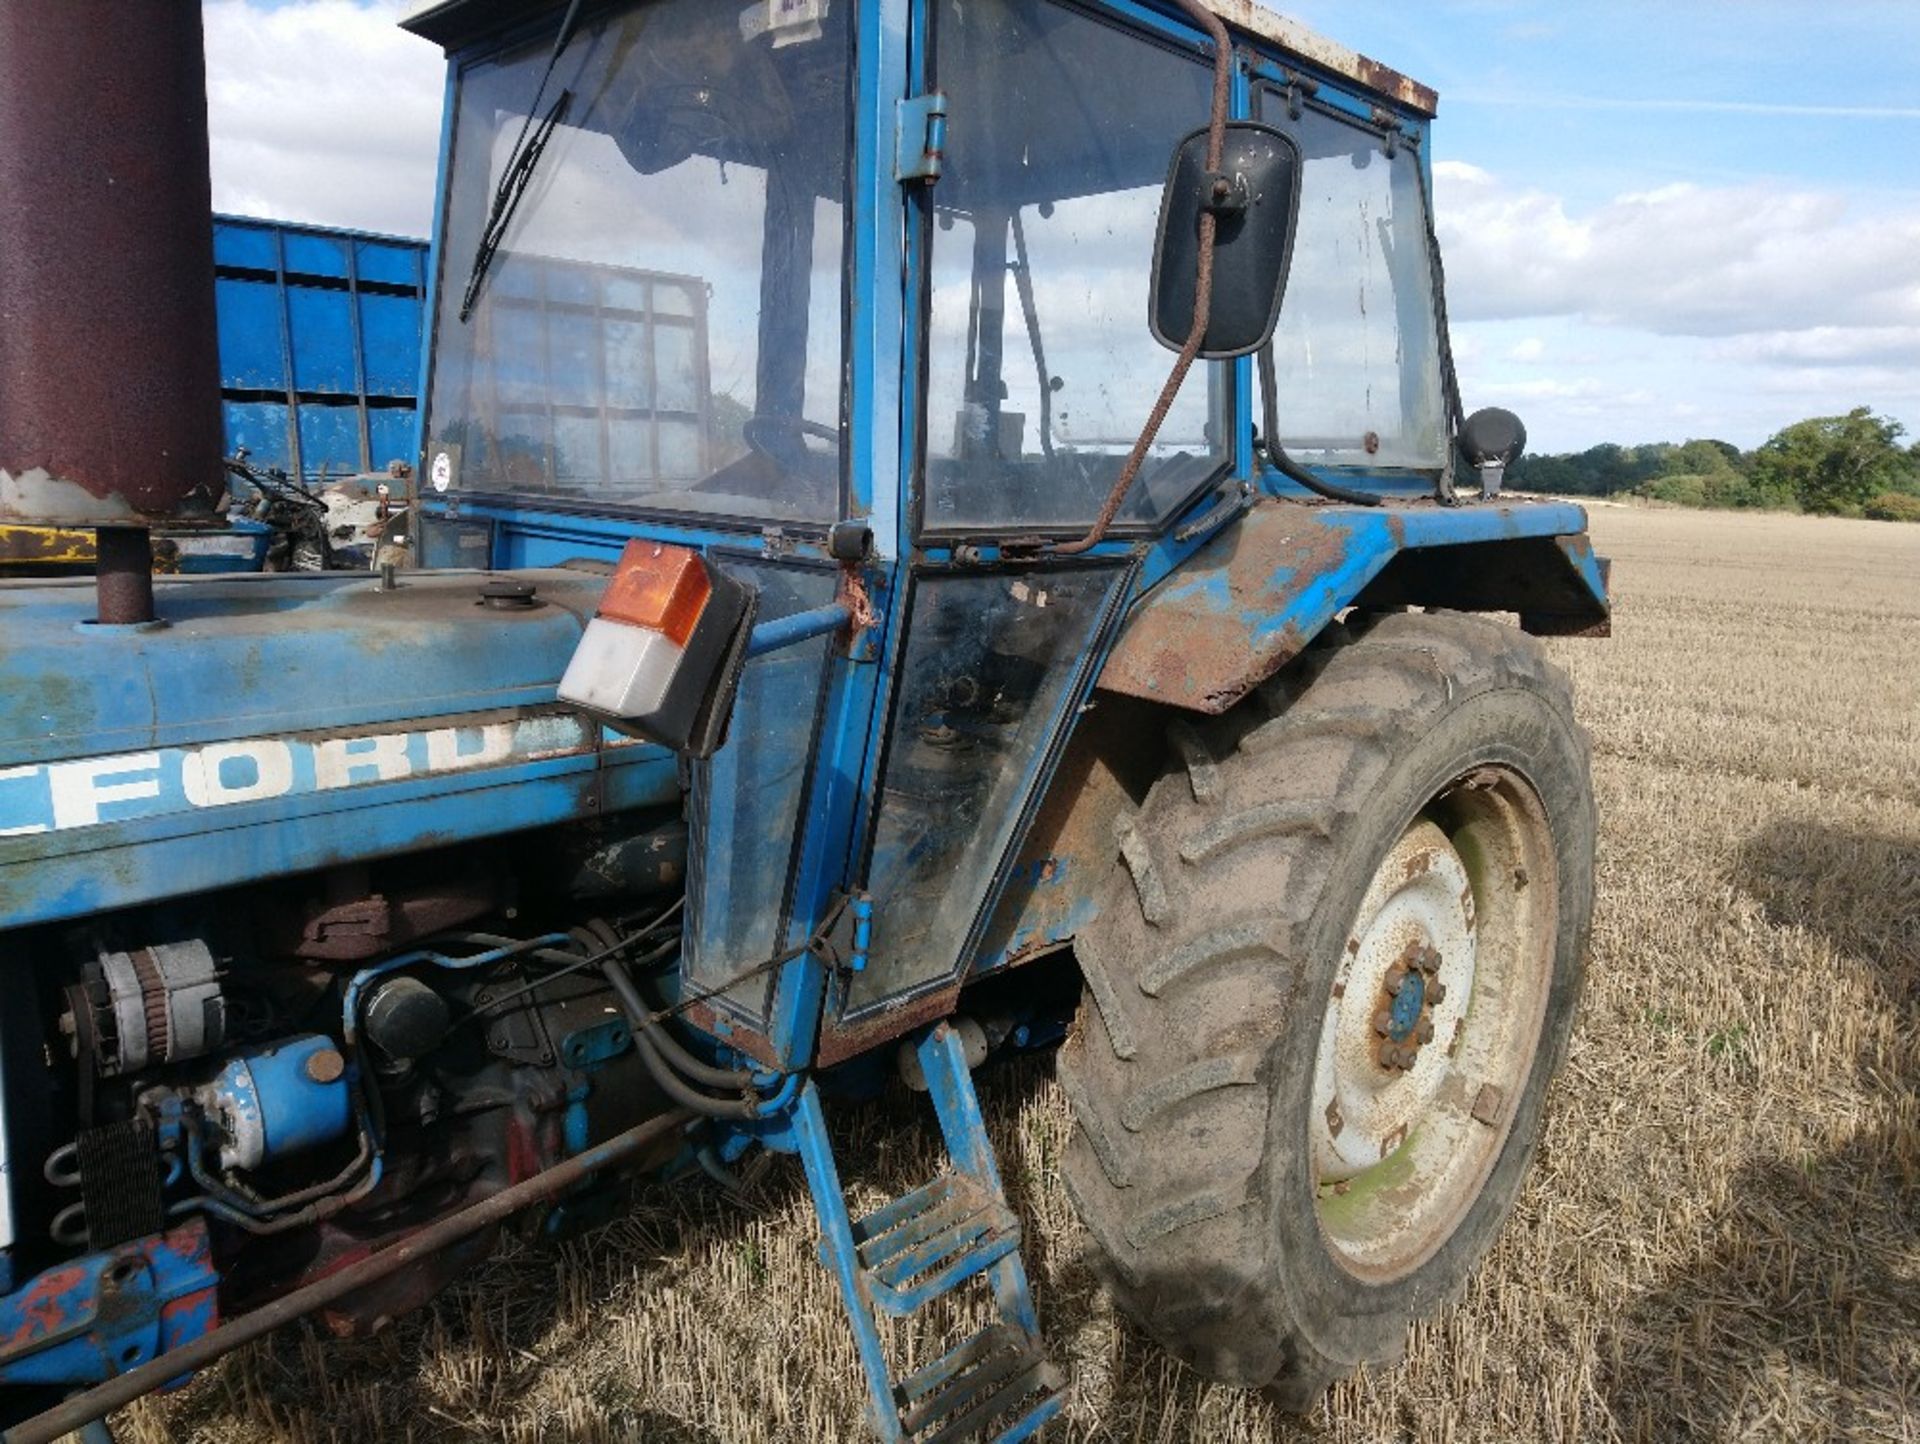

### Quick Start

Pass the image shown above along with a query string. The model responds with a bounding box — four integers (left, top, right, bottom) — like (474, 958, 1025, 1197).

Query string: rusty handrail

(4, 1108, 696, 1444)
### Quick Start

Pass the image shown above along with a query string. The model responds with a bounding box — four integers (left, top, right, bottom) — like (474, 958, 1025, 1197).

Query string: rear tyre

(1058, 612, 1595, 1406)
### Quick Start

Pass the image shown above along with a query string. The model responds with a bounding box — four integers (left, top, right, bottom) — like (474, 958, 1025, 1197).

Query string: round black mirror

(1459, 408, 1527, 500)
(1460, 407, 1527, 468)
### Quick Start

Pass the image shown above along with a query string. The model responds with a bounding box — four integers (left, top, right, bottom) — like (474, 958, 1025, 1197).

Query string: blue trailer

(0, 3, 1607, 1440)
(212, 215, 428, 483)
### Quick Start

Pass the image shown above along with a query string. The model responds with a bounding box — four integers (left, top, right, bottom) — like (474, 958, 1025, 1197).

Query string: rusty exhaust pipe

(94, 528, 159, 628)
(0, 1, 227, 622)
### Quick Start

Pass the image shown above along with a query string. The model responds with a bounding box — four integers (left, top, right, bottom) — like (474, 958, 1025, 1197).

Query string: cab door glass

(849, 563, 1126, 1013)
(1254, 92, 1446, 469)
(920, 0, 1228, 536)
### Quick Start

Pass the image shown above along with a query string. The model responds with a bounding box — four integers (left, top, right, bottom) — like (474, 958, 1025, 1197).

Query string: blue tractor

(0, 0, 1607, 1439)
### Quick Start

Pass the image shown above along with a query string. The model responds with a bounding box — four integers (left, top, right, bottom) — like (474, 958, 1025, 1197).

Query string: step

(790, 1026, 1070, 1443)
(854, 1173, 1022, 1317)
(895, 1324, 1068, 1443)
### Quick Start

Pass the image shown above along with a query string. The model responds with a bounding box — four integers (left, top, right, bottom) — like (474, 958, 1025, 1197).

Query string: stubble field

(132, 503, 1919, 1444)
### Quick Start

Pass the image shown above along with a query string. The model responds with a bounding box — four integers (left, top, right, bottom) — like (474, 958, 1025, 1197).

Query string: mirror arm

(1049, 0, 1233, 556)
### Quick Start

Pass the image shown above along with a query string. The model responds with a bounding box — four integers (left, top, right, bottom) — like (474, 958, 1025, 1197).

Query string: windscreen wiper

(458, 0, 587, 322)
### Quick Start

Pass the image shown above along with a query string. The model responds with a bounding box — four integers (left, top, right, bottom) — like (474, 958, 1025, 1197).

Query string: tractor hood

(0, 569, 677, 930)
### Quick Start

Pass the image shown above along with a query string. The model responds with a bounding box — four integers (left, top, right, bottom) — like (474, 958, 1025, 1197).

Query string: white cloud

(1483, 377, 1608, 401)
(1707, 326, 1920, 369)
(1433, 161, 1920, 448)
(203, 1, 445, 237)
(1433, 161, 1920, 339)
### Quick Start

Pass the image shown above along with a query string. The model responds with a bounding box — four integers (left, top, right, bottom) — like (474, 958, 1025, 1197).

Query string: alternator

(66, 939, 226, 1076)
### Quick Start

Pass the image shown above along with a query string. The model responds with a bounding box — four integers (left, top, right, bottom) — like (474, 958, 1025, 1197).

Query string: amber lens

(597, 541, 711, 645)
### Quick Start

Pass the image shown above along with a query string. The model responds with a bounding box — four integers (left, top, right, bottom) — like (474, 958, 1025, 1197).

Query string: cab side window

(920, 0, 1229, 536)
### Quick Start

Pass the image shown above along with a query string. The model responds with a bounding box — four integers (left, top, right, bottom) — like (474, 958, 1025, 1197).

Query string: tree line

(1508, 407, 1920, 521)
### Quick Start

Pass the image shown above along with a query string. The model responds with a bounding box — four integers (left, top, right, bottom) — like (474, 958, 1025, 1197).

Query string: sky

(203, 0, 1920, 453)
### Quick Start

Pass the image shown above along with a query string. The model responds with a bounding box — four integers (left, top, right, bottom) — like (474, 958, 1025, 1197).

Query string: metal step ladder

(793, 1022, 1068, 1443)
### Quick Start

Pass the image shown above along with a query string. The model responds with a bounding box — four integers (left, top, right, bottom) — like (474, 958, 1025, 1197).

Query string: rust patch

(814, 984, 963, 1069)
(1205, 0, 1439, 115)
(973, 692, 1165, 971)
(681, 999, 782, 1071)
(264, 873, 501, 963)
(1098, 501, 1355, 715)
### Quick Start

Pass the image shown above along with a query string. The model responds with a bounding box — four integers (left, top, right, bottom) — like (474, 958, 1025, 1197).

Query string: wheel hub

(1373, 942, 1446, 1069)
(1308, 762, 1561, 1284)
(1311, 820, 1477, 1183)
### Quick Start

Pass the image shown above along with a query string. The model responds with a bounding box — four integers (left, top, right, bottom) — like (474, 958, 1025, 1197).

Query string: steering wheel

(742, 415, 840, 466)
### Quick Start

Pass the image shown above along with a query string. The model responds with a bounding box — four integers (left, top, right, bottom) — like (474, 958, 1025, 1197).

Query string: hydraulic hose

(624, 1019, 760, 1120)
(582, 921, 754, 1092)
(1257, 343, 1382, 507)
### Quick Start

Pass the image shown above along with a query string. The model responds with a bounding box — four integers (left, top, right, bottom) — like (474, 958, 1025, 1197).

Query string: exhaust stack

(0, 1, 226, 622)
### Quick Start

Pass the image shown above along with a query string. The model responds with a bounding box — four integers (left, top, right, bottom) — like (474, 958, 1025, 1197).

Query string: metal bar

(917, 1024, 1037, 1337)
(2, 1108, 695, 1444)
(746, 602, 853, 659)
(274, 227, 305, 482)
(411, 60, 457, 500)
(345, 240, 374, 472)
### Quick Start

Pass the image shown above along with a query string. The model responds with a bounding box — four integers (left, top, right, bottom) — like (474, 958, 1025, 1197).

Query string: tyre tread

(1058, 609, 1593, 1400)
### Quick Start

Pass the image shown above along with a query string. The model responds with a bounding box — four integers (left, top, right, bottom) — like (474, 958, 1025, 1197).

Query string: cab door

(812, 0, 1235, 1060)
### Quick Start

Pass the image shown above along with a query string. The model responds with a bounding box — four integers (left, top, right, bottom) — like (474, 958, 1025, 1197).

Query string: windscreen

(426, 0, 851, 523)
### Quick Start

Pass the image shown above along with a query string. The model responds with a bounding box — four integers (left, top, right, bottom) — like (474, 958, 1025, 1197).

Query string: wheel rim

(1310, 765, 1558, 1282)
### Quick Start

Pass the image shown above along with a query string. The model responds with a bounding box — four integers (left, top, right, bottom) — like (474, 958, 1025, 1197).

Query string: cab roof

(401, 0, 1437, 118)
(1206, 0, 1436, 116)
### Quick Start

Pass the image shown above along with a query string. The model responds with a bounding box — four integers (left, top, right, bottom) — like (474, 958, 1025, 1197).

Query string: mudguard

(1096, 498, 1610, 714)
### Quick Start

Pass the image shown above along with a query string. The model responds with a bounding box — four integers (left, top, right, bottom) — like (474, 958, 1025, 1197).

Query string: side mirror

(1149, 121, 1303, 360)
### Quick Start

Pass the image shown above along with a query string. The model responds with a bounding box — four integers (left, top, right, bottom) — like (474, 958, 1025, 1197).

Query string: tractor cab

(399, 0, 1568, 1076)
(410, 0, 1451, 532)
